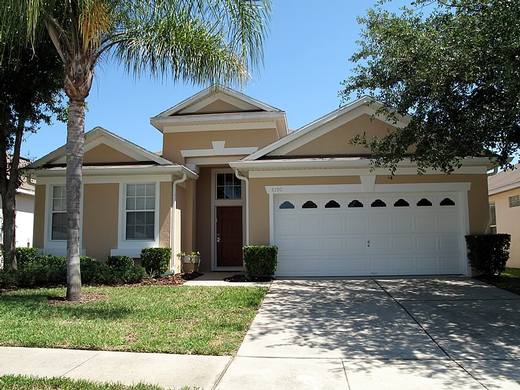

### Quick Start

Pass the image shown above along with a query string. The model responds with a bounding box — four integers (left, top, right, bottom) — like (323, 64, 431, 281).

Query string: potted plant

(179, 251, 200, 274)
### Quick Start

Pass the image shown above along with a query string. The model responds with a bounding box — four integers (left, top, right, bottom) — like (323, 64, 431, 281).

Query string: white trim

(43, 183, 85, 256)
(231, 157, 491, 176)
(171, 174, 187, 271)
(16, 187, 35, 196)
(244, 96, 408, 160)
(185, 156, 246, 167)
(181, 141, 258, 158)
(37, 174, 175, 185)
(267, 183, 472, 276)
(234, 169, 250, 245)
(151, 112, 285, 133)
(210, 168, 245, 271)
(248, 166, 488, 177)
(31, 127, 173, 168)
(112, 181, 160, 258)
(153, 85, 282, 118)
(361, 175, 376, 192)
(265, 182, 471, 195)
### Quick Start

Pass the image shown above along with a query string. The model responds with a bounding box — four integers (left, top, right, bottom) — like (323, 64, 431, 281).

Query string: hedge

(0, 251, 145, 289)
(466, 234, 511, 277)
(243, 245, 278, 280)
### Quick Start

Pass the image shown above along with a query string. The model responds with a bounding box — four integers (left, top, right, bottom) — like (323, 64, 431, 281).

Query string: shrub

(80, 257, 112, 285)
(15, 247, 41, 268)
(243, 245, 278, 280)
(16, 255, 67, 287)
(141, 248, 171, 277)
(107, 255, 134, 269)
(466, 234, 511, 277)
(0, 270, 18, 290)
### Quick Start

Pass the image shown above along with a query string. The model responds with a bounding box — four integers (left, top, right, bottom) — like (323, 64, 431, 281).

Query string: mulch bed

(224, 274, 273, 282)
(136, 272, 203, 286)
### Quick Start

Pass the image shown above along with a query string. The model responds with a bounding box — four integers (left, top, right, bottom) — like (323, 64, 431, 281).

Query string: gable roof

(153, 85, 282, 118)
(488, 164, 520, 195)
(30, 126, 174, 168)
(244, 96, 409, 161)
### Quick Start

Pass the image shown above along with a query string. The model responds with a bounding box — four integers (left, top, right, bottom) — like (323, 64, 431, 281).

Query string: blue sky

(23, 0, 401, 159)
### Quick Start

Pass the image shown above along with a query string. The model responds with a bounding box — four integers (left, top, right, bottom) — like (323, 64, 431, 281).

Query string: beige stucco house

(30, 86, 492, 276)
(488, 165, 520, 268)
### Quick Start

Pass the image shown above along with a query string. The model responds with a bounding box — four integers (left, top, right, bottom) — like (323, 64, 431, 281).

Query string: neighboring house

(0, 157, 35, 249)
(488, 165, 520, 268)
(30, 86, 491, 276)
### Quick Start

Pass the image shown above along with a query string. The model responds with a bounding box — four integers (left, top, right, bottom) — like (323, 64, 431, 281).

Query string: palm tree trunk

(65, 98, 85, 301)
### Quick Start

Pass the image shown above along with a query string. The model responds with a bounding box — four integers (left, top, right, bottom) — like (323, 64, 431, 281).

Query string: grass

(478, 267, 520, 295)
(0, 285, 267, 355)
(0, 375, 170, 390)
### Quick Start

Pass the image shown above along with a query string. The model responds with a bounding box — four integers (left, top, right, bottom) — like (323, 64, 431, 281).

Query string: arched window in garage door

(325, 200, 340, 208)
(417, 198, 433, 207)
(440, 198, 455, 206)
(302, 201, 318, 209)
(279, 201, 295, 209)
(348, 200, 363, 208)
(394, 199, 410, 207)
(371, 199, 386, 207)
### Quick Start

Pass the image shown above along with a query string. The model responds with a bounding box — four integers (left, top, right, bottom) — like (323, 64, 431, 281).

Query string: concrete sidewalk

(0, 346, 230, 389)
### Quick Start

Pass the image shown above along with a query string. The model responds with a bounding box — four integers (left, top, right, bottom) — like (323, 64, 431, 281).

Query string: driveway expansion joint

(59, 351, 102, 377)
(373, 279, 491, 390)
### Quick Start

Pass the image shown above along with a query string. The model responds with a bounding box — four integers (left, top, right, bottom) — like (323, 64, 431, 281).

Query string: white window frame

(210, 168, 245, 271)
(114, 181, 160, 257)
(43, 181, 84, 256)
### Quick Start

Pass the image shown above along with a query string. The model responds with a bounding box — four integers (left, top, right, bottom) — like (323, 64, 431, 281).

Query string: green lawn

(0, 285, 267, 355)
(0, 375, 170, 390)
(478, 267, 520, 295)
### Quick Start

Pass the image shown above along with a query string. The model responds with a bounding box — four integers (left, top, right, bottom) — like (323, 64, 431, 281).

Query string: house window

(489, 203, 497, 234)
(216, 173, 241, 200)
(125, 183, 155, 240)
(509, 195, 520, 208)
(51, 185, 67, 240)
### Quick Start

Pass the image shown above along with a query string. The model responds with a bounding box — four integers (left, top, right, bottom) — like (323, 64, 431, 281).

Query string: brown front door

(216, 206, 243, 267)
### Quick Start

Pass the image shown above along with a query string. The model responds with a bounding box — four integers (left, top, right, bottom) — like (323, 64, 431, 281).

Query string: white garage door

(273, 192, 468, 276)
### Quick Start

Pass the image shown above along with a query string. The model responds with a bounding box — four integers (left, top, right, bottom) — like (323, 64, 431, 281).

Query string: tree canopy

(341, 0, 520, 172)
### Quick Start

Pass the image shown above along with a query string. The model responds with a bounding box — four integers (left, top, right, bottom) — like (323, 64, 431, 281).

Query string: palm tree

(0, 0, 270, 300)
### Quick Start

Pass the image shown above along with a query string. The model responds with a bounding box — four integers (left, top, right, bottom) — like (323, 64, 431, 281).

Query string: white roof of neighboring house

(488, 164, 520, 195)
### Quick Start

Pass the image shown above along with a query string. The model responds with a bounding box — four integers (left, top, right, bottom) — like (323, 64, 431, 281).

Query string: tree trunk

(65, 98, 85, 301)
(1, 193, 16, 271)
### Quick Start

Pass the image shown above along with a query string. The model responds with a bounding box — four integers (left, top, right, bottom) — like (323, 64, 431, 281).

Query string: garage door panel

(273, 191, 466, 277)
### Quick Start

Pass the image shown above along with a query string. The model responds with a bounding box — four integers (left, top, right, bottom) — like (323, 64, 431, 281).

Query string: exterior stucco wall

(285, 115, 393, 156)
(163, 129, 279, 164)
(82, 183, 119, 260)
(248, 174, 488, 246)
(33, 185, 46, 249)
(490, 187, 520, 268)
(84, 144, 137, 164)
(159, 182, 172, 248)
(195, 167, 212, 271)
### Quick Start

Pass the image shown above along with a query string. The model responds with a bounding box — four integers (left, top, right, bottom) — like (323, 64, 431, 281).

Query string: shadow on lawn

(0, 294, 133, 320)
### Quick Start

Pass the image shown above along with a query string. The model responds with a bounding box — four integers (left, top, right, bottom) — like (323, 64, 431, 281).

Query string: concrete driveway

(217, 278, 520, 390)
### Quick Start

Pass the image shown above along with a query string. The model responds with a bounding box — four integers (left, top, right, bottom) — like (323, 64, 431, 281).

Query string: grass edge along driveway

(0, 285, 267, 356)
